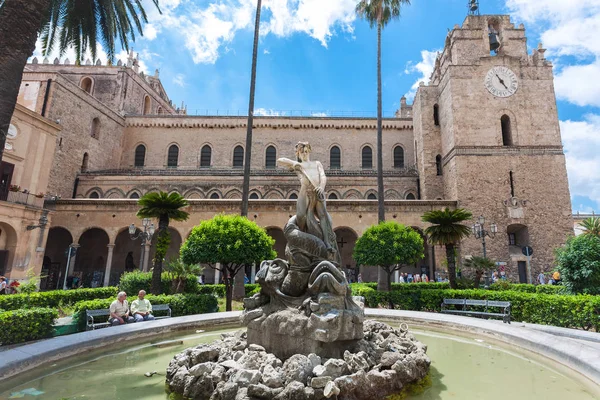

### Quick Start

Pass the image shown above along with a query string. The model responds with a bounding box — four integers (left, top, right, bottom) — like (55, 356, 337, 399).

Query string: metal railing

(134, 109, 403, 118)
(0, 190, 45, 208)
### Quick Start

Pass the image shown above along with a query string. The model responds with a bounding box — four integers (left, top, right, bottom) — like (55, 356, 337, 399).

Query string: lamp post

(472, 215, 498, 259)
(129, 218, 155, 271)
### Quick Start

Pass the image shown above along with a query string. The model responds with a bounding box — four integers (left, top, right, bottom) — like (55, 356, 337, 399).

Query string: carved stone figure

(243, 142, 364, 359)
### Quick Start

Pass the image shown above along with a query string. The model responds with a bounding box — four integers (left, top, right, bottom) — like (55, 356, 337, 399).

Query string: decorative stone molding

(442, 145, 564, 165)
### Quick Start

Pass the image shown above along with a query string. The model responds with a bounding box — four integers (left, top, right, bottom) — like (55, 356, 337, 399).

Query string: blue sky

(33, 0, 600, 212)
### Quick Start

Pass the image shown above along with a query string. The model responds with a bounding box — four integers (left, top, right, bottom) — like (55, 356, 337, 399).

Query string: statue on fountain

(243, 142, 364, 359)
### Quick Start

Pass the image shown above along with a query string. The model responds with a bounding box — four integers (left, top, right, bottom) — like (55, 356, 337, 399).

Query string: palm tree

(137, 192, 189, 295)
(0, 0, 160, 167)
(580, 216, 600, 236)
(463, 256, 495, 288)
(422, 208, 473, 289)
(241, 0, 262, 217)
(165, 258, 203, 294)
(356, 0, 411, 223)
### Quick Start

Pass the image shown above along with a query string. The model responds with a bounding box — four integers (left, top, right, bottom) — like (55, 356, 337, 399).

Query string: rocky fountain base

(166, 320, 430, 400)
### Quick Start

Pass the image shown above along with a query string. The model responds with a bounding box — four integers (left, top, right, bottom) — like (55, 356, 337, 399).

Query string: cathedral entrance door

(517, 261, 527, 283)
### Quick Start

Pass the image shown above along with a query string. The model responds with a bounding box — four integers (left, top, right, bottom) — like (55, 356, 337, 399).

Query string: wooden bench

(86, 304, 171, 330)
(441, 299, 511, 324)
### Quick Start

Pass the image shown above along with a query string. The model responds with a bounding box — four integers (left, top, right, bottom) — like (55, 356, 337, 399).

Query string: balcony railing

(0, 189, 45, 208)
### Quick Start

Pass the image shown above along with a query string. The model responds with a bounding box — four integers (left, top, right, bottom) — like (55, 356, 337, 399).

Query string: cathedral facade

(0, 15, 573, 288)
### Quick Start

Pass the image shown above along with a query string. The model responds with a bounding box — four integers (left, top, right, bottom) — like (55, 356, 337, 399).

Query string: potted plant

(9, 184, 20, 192)
(35, 192, 45, 199)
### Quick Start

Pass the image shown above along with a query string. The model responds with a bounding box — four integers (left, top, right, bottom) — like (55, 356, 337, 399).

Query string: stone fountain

(166, 142, 431, 399)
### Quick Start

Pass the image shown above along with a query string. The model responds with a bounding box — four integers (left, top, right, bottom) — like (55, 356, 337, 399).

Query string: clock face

(484, 66, 518, 98)
(7, 124, 17, 139)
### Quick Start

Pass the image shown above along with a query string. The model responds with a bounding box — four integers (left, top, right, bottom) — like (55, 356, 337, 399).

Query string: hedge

(352, 287, 600, 331)
(196, 284, 260, 297)
(119, 271, 200, 295)
(0, 287, 118, 311)
(489, 282, 568, 295)
(72, 293, 219, 331)
(0, 308, 58, 345)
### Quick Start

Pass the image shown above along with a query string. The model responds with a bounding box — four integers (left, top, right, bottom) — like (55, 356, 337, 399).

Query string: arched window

(361, 146, 373, 169)
(200, 145, 212, 168)
(210, 193, 220, 199)
(143, 96, 151, 115)
(330, 146, 341, 169)
(233, 145, 244, 168)
(81, 153, 89, 172)
(129, 192, 140, 199)
(328, 193, 338, 199)
(501, 115, 513, 146)
(265, 146, 277, 168)
(134, 145, 146, 167)
(167, 145, 179, 168)
(80, 77, 93, 94)
(393, 146, 405, 168)
(249, 193, 259, 199)
(367, 193, 377, 200)
(90, 118, 100, 139)
(406, 193, 416, 200)
(157, 107, 163, 115)
(433, 104, 440, 126)
(89, 191, 100, 199)
(289, 193, 298, 200)
(436, 155, 443, 176)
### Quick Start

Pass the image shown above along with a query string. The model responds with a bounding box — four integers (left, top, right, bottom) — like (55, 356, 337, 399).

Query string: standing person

(537, 271, 546, 285)
(414, 274, 421, 283)
(357, 273, 363, 283)
(422, 273, 429, 283)
(0, 276, 6, 294)
(131, 290, 155, 322)
(492, 271, 499, 283)
(399, 273, 405, 283)
(407, 273, 413, 283)
(109, 292, 134, 325)
(552, 270, 561, 284)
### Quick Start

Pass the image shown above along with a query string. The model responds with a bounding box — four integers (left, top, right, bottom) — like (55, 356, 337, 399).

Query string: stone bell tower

(412, 15, 573, 282)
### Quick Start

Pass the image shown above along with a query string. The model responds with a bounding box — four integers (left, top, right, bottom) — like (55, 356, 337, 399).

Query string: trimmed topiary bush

(0, 308, 58, 345)
(556, 234, 600, 295)
(0, 287, 118, 311)
(119, 271, 199, 295)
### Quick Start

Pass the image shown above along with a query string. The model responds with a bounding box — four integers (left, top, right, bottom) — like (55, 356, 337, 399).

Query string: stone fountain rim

(0, 309, 598, 386)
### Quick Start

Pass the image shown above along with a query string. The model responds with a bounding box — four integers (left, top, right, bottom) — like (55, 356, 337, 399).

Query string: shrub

(0, 287, 118, 311)
(556, 234, 600, 295)
(0, 308, 58, 345)
(119, 271, 199, 295)
(72, 293, 218, 331)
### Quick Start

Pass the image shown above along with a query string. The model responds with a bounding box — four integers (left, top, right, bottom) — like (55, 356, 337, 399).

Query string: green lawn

(217, 298, 244, 312)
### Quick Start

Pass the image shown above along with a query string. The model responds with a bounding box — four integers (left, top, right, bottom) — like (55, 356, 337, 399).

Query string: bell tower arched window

(134, 145, 146, 167)
(200, 145, 212, 167)
(501, 115, 513, 146)
(393, 146, 405, 168)
(167, 145, 179, 167)
(361, 146, 373, 169)
(80, 77, 93, 94)
(143, 96, 151, 115)
(265, 146, 277, 168)
(330, 146, 341, 169)
(90, 118, 100, 139)
(436, 155, 443, 176)
(81, 153, 89, 172)
(433, 104, 440, 126)
(233, 145, 244, 168)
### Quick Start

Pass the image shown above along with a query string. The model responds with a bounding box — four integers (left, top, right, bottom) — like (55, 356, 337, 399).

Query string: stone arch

(74, 227, 110, 287)
(85, 187, 103, 198)
(80, 76, 94, 94)
(168, 189, 181, 196)
(111, 226, 144, 285)
(287, 190, 299, 199)
(498, 109, 518, 145)
(225, 189, 243, 199)
(148, 227, 183, 266)
(41, 226, 73, 290)
(134, 143, 147, 167)
(360, 144, 373, 169)
(166, 143, 180, 168)
(183, 189, 205, 199)
(328, 143, 342, 169)
(200, 143, 212, 168)
(384, 189, 401, 200)
(265, 144, 278, 169)
(343, 189, 362, 200)
(327, 190, 341, 200)
(157, 106, 164, 115)
(207, 189, 223, 199)
(145, 187, 161, 195)
(232, 144, 244, 168)
(392, 144, 405, 169)
(143, 95, 152, 115)
(105, 188, 126, 199)
(0, 222, 18, 277)
(334, 227, 359, 282)
(266, 227, 287, 259)
(249, 191, 261, 199)
(365, 189, 378, 200)
(126, 189, 142, 199)
(264, 189, 285, 199)
(409, 226, 432, 279)
(405, 192, 417, 200)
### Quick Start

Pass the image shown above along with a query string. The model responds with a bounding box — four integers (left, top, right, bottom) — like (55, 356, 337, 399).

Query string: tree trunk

(474, 271, 483, 289)
(151, 215, 170, 295)
(376, 23, 385, 223)
(0, 0, 50, 166)
(377, 266, 389, 291)
(224, 272, 233, 312)
(446, 244, 457, 289)
(241, 0, 262, 217)
(386, 268, 394, 309)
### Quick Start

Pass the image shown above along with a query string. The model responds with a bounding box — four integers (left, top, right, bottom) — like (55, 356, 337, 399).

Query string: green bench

(86, 304, 171, 330)
(441, 298, 511, 324)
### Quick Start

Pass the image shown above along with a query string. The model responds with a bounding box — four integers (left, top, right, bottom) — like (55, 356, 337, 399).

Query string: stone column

(104, 244, 115, 287)
(428, 245, 435, 280)
(142, 243, 151, 272)
(64, 243, 80, 289)
(214, 263, 221, 284)
(250, 263, 256, 284)
(139, 242, 145, 271)
(395, 270, 399, 283)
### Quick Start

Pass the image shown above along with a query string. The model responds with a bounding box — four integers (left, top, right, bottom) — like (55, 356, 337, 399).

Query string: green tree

(180, 214, 276, 311)
(580, 216, 600, 236)
(462, 256, 496, 289)
(353, 222, 424, 292)
(556, 234, 600, 295)
(137, 192, 189, 295)
(240, 0, 262, 217)
(164, 258, 203, 294)
(422, 208, 473, 289)
(356, 0, 411, 223)
(0, 0, 160, 167)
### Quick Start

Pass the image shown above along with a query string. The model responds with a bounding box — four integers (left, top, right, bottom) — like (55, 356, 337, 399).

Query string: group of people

(398, 273, 430, 283)
(537, 271, 562, 285)
(0, 276, 19, 294)
(109, 290, 155, 325)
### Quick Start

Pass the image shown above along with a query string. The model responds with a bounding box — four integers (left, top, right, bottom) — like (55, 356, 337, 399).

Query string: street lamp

(129, 218, 156, 270)
(472, 215, 497, 259)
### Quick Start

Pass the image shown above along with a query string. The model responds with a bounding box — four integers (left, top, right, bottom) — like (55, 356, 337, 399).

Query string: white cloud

(263, 49, 270, 54)
(560, 114, 600, 209)
(255, 108, 285, 116)
(173, 74, 186, 87)
(403, 50, 438, 100)
(554, 61, 600, 107)
(143, 24, 158, 40)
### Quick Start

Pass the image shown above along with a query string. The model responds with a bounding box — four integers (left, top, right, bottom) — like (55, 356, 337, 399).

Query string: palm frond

(137, 191, 190, 222)
(422, 208, 473, 245)
(355, 0, 411, 28)
(580, 216, 600, 236)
